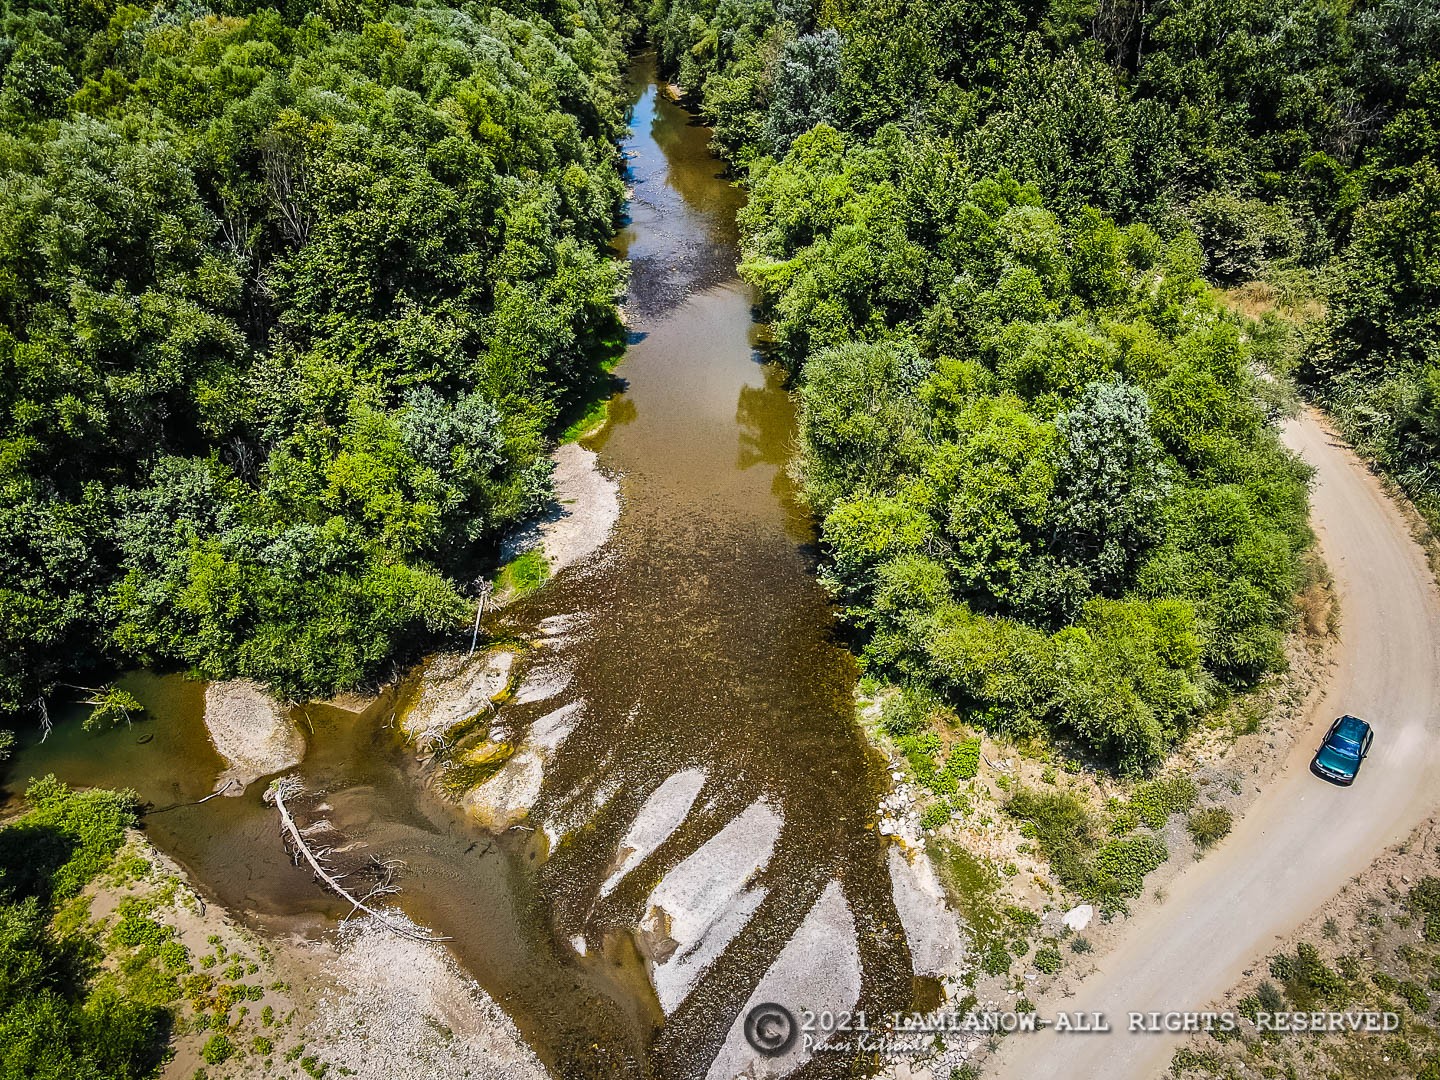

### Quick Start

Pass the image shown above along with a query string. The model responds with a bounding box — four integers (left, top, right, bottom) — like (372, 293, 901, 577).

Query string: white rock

(641, 799, 784, 1014)
(1062, 904, 1094, 932)
(600, 769, 707, 897)
(703, 881, 862, 1080)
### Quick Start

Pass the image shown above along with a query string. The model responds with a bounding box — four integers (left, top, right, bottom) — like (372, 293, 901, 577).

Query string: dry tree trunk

(267, 776, 449, 943)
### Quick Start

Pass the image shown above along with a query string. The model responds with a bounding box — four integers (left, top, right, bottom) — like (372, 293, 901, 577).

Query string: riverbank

(83, 831, 549, 1080)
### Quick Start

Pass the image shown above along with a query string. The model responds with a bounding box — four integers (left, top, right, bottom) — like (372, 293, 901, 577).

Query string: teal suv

(1311, 715, 1374, 785)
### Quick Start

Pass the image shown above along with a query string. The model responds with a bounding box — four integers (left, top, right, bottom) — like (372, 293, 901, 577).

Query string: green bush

(920, 803, 951, 831)
(1186, 806, 1234, 850)
(201, 1034, 234, 1066)
(1005, 789, 1097, 892)
(0, 779, 167, 1080)
(1129, 775, 1198, 828)
(1006, 788, 1169, 910)
(1410, 878, 1440, 943)
(942, 738, 982, 784)
(1270, 943, 1347, 1010)
(1089, 835, 1169, 908)
(1033, 947, 1063, 975)
(1399, 981, 1431, 1013)
(980, 941, 1012, 975)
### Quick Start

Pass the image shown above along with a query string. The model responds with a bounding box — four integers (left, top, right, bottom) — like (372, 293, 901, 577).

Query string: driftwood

(268, 776, 449, 943)
(196, 779, 237, 804)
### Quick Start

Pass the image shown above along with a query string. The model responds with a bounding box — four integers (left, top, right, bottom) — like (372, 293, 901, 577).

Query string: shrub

(201, 1033, 234, 1065)
(1007, 788, 1169, 910)
(1186, 806, 1234, 850)
(920, 803, 951, 831)
(1071, 936, 1092, 953)
(1256, 980, 1285, 1012)
(980, 941, 1012, 975)
(1270, 943, 1347, 1009)
(1005, 789, 1097, 891)
(1088, 835, 1169, 909)
(945, 737, 982, 782)
(1409, 878, 1440, 943)
(1033, 947, 1063, 974)
(1129, 775, 1198, 828)
(1399, 981, 1430, 1013)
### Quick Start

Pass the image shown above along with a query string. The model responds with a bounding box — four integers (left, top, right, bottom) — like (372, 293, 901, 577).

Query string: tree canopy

(0, 0, 633, 726)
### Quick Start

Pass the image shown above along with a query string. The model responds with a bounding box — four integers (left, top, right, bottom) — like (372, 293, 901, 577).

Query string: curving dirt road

(987, 410, 1440, 1080)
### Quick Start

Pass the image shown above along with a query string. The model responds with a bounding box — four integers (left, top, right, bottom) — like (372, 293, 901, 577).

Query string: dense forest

(2, 0, 1437, 773)
(645, 0, 1439, 769)
(0, 0, 634, 747)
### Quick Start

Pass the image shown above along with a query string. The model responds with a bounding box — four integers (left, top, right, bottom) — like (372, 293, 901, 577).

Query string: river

(4, 58, 915, 1080)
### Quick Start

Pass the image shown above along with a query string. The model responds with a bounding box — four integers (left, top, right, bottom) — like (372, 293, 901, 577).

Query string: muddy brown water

(4, 59, 915, 1079)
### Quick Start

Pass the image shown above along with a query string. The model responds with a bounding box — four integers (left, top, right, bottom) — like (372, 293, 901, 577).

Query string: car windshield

(1329, 734, 1362, 757)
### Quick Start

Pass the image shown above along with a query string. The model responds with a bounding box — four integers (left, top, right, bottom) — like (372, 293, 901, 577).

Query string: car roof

(1337, 715, 1370, 737)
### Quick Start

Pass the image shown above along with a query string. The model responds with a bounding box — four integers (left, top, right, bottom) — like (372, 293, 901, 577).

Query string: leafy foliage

(643, 0, 1440, 780)
(0, 777, 167, 1080)
(1269, 942, 1348, 1010)
(747, 148, 1309, 771)
(0, 0, 632, 726)
(1006, 786, 1169, 910)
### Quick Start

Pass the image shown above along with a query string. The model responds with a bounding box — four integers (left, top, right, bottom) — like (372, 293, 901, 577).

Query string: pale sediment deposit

(501, 442, 620, 585)
(600, 768, 707, 896)
(308, 915, 549, 1080)
(463, 748, 545, 831)
(639, 798, 784, 1014)
(703, 880, 863, 1080)
(887, 843, 968, 979)
(400, 648, 517, 747)
(201, 679, 304, 793)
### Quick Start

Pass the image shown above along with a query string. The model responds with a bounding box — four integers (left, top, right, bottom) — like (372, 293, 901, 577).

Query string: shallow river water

(5, 59, 916, 1079)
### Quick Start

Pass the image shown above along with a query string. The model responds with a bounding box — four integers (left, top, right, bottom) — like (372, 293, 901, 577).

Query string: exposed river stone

(703, 880, 863, 1080)
(463, 701, 583, 831)
(887, 844, 968, 978)
(639, 798, 784, 1014)
(400, 649, 517, 747)
(201, 679, 304, 794)
(600, 768, 707, 897)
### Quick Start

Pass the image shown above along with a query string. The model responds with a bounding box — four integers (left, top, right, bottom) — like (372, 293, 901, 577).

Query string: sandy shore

(501, 442, 620, 587)
(202, 679, 305, 793)
(89, 832, 549, 1080)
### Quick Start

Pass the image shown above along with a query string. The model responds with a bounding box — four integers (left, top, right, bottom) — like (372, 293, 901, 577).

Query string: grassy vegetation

(494, 551, 552, 601)
(1187, 807, 1235, 852)
(1005, 786, 1175, 914)
(556, 338, 627, 444)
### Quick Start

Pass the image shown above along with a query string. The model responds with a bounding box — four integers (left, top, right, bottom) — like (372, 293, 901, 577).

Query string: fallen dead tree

(266, 776, 449, 943)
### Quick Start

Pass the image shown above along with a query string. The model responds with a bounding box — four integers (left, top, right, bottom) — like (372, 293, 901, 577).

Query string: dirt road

(987, 410, 1440, 1079)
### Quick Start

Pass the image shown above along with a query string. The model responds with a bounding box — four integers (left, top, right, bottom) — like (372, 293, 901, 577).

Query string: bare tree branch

(267, 777, 449, 943)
